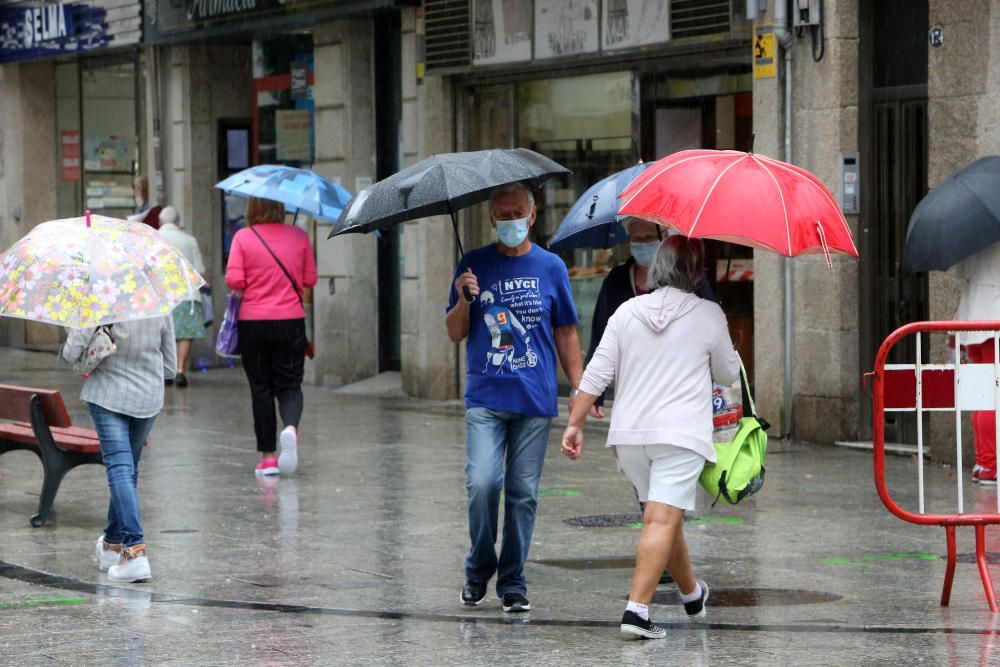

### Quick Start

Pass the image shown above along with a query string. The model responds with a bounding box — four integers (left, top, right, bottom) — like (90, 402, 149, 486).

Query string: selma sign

(0, 3, 113, 64)
(23, 4, 72, 48)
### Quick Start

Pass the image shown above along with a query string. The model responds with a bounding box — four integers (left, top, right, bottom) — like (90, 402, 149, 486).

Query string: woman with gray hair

(561, 235, 740, 639)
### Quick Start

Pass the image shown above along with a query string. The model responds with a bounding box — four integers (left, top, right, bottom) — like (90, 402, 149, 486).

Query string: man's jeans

(88, 403, 156, 548)
(465, 407, 551, 596)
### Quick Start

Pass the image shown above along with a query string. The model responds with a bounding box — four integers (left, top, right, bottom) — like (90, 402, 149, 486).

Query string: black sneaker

(683, 579, 709, 619)
(175, 372, 188, 388)
(501, 593, 530, 613)
(620, 610, 666, 640)
(460, 580, 487, 606)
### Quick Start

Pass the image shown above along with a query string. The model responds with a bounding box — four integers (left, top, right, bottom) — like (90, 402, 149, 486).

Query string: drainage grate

(956, 552, 1000, 564)
(651, 588, 842, 607)
(563, 513, 643, 528)
(532, 556, 635, 570)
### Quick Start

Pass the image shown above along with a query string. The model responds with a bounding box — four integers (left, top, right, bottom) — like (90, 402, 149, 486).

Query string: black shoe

(659, 571, 674, 585)
(683, 579, 709, 619)
(501, 592, 530, 613)
(175, 373, 188, 388)
(620, 610, 666, 639)
(460, 580, 487, 606)
(164, 378, 174, 386)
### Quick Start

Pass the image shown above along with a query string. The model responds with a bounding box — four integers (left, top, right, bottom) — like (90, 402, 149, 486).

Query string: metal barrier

(870, 321, 1000, 612)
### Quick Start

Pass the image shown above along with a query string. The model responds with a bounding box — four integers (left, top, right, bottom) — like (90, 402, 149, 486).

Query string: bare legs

(629, 500, 696, 604)
(176, 339, 192, 375)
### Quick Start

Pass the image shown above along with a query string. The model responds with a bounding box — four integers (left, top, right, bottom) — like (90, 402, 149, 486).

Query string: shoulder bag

(699, 359, 768, 506)
(73, 326, 117, 377)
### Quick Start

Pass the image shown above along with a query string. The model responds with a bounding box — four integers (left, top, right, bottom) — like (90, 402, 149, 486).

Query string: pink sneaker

(255, 456, 279, 476)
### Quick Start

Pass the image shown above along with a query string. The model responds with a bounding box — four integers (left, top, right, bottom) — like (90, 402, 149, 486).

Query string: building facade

(1, 1, 998, 457)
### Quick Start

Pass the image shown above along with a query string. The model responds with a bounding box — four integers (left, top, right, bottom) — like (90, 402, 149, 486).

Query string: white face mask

(496, 218, 530, 248)
(630, 240, 660, 267)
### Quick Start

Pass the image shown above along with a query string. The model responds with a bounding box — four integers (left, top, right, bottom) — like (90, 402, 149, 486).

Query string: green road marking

(688, 516, 745, 526)
(538, 488, 582, 498)
(630, 515, 745, 529)
(820, 552, 940, 567)
(0, 596, 86, 609)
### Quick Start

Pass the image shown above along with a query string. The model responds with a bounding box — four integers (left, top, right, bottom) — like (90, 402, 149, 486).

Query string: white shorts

(614, 444, 706, 511)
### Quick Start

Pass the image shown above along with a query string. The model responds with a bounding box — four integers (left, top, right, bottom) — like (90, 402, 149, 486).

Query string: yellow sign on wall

(754, 26, 777, 79)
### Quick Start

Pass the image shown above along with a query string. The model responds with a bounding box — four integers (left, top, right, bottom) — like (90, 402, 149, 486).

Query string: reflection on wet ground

(3, 349, 1000, 664)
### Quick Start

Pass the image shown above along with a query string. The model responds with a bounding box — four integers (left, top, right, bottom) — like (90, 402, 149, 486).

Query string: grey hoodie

(580, 286, 741, 460)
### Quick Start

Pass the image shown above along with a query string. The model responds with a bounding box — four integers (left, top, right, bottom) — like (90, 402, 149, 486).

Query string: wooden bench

(0, 384, 103, 527)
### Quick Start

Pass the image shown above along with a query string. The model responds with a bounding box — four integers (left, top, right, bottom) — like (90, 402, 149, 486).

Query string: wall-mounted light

(794, 0, 824, 61)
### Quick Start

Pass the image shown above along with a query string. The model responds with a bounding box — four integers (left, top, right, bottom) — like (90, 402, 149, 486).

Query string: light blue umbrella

(214, 165, 352, 223)
(548, 163, 651, 251)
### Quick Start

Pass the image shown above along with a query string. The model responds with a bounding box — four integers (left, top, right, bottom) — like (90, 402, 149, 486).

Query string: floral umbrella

(0, 213, 205, 328)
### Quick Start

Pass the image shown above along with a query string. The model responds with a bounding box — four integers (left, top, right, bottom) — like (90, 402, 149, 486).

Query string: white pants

(614, 444, 706, 511)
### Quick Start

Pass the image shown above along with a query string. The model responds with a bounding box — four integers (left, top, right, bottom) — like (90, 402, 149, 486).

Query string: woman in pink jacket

(561, 235, 740, 640)
(226, 197, 318, 476)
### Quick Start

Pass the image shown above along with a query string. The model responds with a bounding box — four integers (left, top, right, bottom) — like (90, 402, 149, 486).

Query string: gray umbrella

(326, 148, 570, 250)
(903, 156, 1000, 272)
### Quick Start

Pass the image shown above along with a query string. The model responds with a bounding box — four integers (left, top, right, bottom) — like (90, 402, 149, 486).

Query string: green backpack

(699, 362, 768, 506)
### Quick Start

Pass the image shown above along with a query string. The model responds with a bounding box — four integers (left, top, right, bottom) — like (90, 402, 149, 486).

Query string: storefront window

(55, 56, 145, 220)
(253, 34, 315, 166)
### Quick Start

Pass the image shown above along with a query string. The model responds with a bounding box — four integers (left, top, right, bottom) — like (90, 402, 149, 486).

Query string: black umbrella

(903, 156, 1000, 272)
(327, 148, 570, 252)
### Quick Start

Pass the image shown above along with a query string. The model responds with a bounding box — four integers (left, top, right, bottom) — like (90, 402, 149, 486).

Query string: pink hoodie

(225, 223, 318, 321)
(579, 287, 740, 462)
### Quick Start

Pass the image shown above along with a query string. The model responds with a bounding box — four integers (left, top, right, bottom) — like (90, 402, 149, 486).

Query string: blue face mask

(496, 218, 530, 248)
(630, 240, 660, 268)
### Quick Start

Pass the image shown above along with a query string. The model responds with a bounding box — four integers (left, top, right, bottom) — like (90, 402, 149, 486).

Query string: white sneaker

(278, 426, 298, 474)
(95, 534, 121, 572)
(107, 545, 151, 583)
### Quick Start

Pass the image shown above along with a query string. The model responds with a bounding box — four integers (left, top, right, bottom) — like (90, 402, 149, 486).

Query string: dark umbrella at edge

(903, 156, 1000, 272)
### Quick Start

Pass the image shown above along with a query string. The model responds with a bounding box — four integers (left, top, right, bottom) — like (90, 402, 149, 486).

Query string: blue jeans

(465, 407, 551, 596)
(88, 403, 156, 548)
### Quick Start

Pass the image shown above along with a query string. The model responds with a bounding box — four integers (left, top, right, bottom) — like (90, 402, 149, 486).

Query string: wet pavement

(3, 347, 1000, 664)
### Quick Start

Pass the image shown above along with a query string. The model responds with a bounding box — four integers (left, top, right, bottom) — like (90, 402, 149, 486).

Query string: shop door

(858, 0, 929, 442)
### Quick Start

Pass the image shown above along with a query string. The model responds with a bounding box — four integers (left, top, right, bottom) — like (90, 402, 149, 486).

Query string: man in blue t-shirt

(446, 182, 583, 613)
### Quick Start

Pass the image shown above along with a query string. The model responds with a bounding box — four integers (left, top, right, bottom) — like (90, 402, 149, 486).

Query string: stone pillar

(312, 20, 379, 387)
(753, 1, 861, 442)
(0, 61, 58, 348)
(790, 0, 861, 443)
(399, 7, 460, 400)
(751, 15, 787, 432)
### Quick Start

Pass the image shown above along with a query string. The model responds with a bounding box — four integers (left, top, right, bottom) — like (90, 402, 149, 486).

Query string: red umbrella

(617, 149, 858, 264)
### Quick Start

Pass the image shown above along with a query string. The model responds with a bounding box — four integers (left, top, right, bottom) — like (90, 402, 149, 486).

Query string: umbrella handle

(449, 209, 474, 303)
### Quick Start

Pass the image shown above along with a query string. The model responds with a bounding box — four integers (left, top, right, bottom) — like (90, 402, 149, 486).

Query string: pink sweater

(225, 223, 318, 321)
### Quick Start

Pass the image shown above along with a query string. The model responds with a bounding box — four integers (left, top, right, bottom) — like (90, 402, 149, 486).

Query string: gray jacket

(61, 316, 176, 418)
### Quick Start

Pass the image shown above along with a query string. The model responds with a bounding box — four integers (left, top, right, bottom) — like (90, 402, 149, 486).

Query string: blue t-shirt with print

(448, 243, 579, 418)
